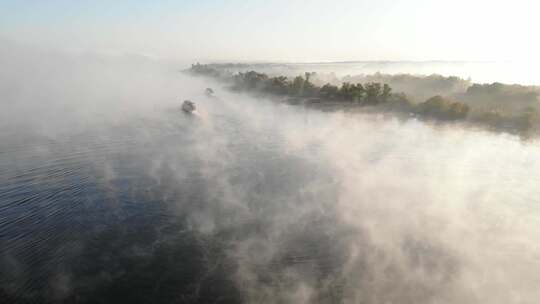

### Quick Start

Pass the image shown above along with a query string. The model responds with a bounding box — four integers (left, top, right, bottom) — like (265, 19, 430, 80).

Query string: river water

(1, 58, 540, 303)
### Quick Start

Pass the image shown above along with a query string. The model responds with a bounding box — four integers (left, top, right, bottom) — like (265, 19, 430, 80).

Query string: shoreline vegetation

(188, 63, 540, 139)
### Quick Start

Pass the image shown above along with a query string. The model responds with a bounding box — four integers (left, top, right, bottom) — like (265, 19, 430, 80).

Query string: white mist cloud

(2, 43, 540, 303)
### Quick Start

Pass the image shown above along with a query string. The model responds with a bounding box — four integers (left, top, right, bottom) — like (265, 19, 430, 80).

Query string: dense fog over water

(2, 48, 540, 303)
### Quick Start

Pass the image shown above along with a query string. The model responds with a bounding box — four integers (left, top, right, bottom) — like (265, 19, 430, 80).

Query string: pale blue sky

(1, 0, 538, 62)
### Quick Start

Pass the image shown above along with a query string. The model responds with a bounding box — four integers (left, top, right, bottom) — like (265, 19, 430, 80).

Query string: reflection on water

(2, 73, 540, 303)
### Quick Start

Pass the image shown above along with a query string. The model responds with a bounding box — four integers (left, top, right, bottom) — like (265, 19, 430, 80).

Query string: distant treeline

(341, 73, 471, 102)
(188, 63, 540, 138)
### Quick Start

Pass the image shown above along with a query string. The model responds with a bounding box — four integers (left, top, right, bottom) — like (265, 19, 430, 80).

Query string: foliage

(458, 82, 540, 112)
(415, 95, 470, 120)
(320, 83, 340, 99)
(189, 63, 224, 78)
(187, 63, 540, 138)
(343, 72, 472, 102)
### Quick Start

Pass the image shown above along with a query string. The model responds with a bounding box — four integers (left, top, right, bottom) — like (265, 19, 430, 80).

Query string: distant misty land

(190, 61, 540, 139)
(202, 60, 540, 86)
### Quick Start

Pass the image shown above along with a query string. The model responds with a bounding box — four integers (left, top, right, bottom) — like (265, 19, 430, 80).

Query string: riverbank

(188, 63, 540, 139)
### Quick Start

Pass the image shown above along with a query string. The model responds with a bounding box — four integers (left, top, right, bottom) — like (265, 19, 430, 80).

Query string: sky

(0, 0, 539, 62)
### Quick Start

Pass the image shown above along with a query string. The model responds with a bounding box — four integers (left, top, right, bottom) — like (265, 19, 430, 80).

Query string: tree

(303, 72, 317, 97)
(382, 84, 392, 102)
(514, 107, 540, 134)
(234, 71, 268, 90)
(290, 76, 305, 96)
(320, 83, 339, 99)
(417, 95, 469, 120)
(351, 83, 365, 102)
(386, 92, 413, 111)
(268, 76, 289, 95)
(338, 82, 352, 100)
(365, 82, 382, 105)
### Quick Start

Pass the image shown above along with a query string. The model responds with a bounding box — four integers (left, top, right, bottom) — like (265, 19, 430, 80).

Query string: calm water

(2, 61, 540, 303)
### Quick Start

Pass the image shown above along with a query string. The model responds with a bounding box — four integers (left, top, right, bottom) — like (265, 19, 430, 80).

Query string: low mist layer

(2, 48, 540, 303)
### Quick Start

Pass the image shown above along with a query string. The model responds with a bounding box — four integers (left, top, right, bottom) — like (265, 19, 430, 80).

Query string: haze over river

(1, 56, 540, 303)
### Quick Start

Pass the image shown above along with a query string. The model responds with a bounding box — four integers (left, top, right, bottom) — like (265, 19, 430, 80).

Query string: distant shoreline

(188, 63, 540, 140)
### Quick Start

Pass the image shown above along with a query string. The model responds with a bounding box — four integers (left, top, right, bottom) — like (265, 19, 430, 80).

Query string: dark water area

(0, 98, 341, 303)
(2, 59, 540, 303)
